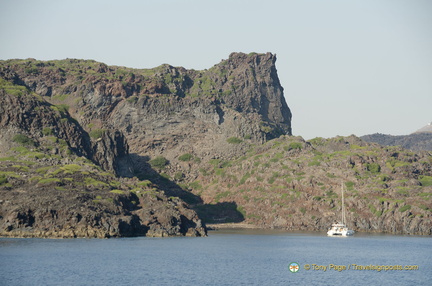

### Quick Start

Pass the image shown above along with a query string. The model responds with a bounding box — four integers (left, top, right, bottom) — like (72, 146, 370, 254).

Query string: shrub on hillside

(227, 137, 243, 144)
(149, 156, 168, 169)
(178, 153, 193, 161)
(12, 134, 35, 146)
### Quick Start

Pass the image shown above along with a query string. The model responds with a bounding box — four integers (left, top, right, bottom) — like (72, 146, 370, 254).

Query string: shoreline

(206, 223, 262, 230)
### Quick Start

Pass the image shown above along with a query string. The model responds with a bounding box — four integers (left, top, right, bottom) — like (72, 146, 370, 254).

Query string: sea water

(0, 229, 431, 286)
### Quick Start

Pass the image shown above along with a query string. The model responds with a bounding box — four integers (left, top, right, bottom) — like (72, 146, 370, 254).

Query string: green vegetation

(326, 173, 336, 178)
(0, 171, 21, 178)
(12, 146, 29, 153)
(270, 152, 284, 163)
(52, 94, 69, 101)
(237, 206, 246, 217)
(215, 168, 226, 177)
(137, 180, 152, 187)
(0, 175, 7, 186)
(419, 176, 432, 187)
(215, 191, 231, 202)
(52, 164, 82, 175)
(110, 190, 124, 194)
(189, 181, 202, 190)
(308, 137, 326, 146)
(35, 166, 52, 175)
(399, 205, 411, 212)
(0, 78, 29, 96)
(50, 104, 70, 117)
(239, 173, 251, 184)
(149, 156, 168, 169)
(12, 134, 35, 146)
(366, 163, 381, 174)
(369, 204, 382, 217)
(42, 127, 54, 136)
(287, 142, 302, 150)
(345, 181, 355, 190)
(386, 159, 410, 170)
(325, 190, 338, 198)
(174, 172, 184, 181)
(25, 66, 39, 74)
(308, 159, 321, 166)
(178, 153, 193, 161)
(84, 177, 108, 187)
(92, 195, 103, 203)
(226, 137, 243, 144)
(126, 96, 138, 103)
(89, 129, 107, 139)
(38, 178, 61, 184)
(259, 122, 274, 133)
(12, 165, 29, 172)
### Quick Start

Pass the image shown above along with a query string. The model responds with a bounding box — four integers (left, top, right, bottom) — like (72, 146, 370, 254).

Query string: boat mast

(341, 182, 345, 225)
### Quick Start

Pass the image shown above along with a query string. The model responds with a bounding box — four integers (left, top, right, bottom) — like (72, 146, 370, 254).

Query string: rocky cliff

(0, 80, 205, 238)
(0, 53, 291, 165)
(0, 86, 131, 175)
(0, 52, 292, 238)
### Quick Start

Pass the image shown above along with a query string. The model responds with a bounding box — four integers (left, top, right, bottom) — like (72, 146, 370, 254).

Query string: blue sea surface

(1, 230, 431, 286)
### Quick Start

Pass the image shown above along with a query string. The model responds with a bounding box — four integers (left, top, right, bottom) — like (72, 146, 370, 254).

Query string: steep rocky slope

(0, 82, 205, 238)
(0, 53, 291, 166)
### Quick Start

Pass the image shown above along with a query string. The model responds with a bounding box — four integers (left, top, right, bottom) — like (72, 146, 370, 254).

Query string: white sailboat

(327, 183, 354, 236)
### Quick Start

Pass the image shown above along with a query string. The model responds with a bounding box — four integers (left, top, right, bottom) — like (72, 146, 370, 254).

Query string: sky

(0, 0, 431, 139)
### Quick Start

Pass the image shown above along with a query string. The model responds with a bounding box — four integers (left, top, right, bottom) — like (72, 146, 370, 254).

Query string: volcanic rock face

(0, 53, 292, 163)
(0, 88, 131, 176)
(0, 176, 206, 238)
(0, 82, 205, 238)
(0, 52, 291, 238)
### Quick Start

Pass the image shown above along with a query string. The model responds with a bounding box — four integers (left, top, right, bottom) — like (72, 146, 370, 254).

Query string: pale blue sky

(1, 0, 431, 139)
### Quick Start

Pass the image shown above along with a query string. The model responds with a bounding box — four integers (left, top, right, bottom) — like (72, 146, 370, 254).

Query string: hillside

(361, 123, 432, 152)
(1, 54, 432, 236)
(0, 80, 205, 238)
(0, 52, 291, 238)
(0, 53, 291, 163)
(182, 135, 432, 234)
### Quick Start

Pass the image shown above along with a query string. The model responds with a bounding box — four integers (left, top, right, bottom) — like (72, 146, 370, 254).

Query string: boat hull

(327, 230, 355, 237)
(327, 223, 354, 237)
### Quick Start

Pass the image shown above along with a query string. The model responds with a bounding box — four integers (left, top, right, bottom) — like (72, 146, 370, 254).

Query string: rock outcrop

(0, 83, 206, 238)
(0, 53, 292, 165)
(0, 88, 131, 176)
